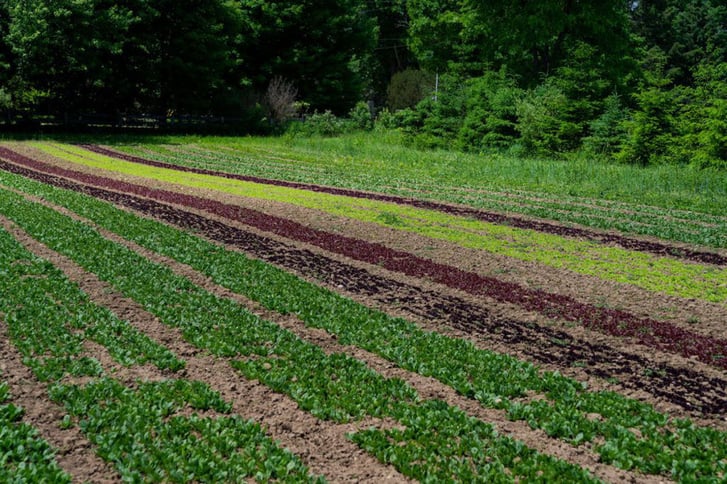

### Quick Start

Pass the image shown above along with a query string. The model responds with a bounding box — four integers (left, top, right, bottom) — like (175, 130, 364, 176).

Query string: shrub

(348, 101, 373, 131)
(456, 70, 523, 152)
(516, 84, 580, 155)
(582, 94, 630, 157)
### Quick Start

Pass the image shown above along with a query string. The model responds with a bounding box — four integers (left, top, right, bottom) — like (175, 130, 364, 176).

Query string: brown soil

(0, 223, 120, 483)
(85, 143, 727, 266)
(12, 144, 727, 338)
(1, 144, 726, 481)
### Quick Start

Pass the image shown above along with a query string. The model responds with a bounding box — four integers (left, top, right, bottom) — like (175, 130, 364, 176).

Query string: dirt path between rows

(0, 155, 725, 424)
(2, 196, 663, 484)
(0, 221, 120, 483)
(18, 143, 727, 338)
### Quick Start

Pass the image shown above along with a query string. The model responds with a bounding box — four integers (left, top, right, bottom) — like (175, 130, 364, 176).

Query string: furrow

(30, 194, 654, 483)
(0, 300, 120, 483)
(2, 147, 725, 371)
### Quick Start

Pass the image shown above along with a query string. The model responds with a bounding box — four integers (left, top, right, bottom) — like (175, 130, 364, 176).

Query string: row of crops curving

(0, 140, 725, 482)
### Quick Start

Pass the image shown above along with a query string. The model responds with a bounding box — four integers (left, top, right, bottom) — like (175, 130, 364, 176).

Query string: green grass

(112, 132, 727, 217)
(107, 133, 727, 249)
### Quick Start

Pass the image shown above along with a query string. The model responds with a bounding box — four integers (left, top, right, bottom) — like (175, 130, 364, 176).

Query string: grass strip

(1, 168, 726, 480)
(87, 143, 727, 266)
(0, 376, 71, 483)
(4, 147, 725, 371)
(41, 142, 727, 303)
(0, 185, 600, 482)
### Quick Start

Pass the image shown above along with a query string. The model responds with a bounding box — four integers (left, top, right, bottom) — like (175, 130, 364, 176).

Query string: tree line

(0, 0, 725, 166)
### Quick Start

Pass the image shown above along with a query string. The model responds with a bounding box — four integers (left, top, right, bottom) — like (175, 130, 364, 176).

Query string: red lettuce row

(83, 144, 727, 266)
(1, 146, 726, 371)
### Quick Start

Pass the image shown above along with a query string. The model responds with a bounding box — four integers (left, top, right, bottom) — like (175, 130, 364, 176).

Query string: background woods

(0, 0, 725, 166)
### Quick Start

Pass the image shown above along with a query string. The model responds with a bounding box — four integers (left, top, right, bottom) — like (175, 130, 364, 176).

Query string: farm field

(0, 138, 726, 482)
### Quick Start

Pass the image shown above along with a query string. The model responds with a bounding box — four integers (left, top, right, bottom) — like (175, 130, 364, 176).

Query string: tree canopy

(0, 0, 724, 166)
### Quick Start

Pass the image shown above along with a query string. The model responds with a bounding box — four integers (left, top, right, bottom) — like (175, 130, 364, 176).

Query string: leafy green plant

(0, 182, 602, 481)
(0, 377, 71, 483)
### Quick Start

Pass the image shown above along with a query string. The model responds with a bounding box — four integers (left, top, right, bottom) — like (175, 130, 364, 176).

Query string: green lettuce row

(121, 143, 727, 248)
(49, 378, 319, 483)
(0, 185, 599, 482)
(3, 170, 727, 481)
(0, 226, 184, 381)
(0, 377, 71, 483)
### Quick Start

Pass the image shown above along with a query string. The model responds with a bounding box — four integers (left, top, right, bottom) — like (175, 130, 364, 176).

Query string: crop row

(0, 374, 70, 483)
(1, 171, 726, 480)
(112, 142, 727, 250)
(3, 157, 725, 419)
(0, 185, 604, 481)
(5, 145, 725, 370)
(40, 142, 727, 304)
(0, 222, 320, 482)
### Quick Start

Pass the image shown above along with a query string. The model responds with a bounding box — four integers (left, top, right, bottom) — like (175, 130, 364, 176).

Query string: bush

(516, 83, 580, 155)
(348, 101, 373, 131)
(456, 70, 522, 152)
(582, 94, 629, 157)
(286, 111, 346, 137)
(616, 86, 684, 165)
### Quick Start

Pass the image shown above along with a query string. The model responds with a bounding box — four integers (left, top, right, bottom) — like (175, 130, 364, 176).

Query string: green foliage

(347, 101, 373, 130)
(689, 63, 727, 169)
(0, 221, 184, 381)
(617, 85, 684, 165)
(240, 0, 377, 114)
(0, 377, 70, 482)
(288, 111, 347, 137)
(5, 166, 727, 480)
(583, 94, 630, 157)
(50, 378, 319, 482)
(1, 179, 602, 480)
(406, 73, 467, 149)
(111, 136, 727, 246)
(515, 83, 579, 155)
(456, 70, 522, 151)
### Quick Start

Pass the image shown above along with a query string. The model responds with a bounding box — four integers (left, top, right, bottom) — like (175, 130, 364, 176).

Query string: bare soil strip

(0, 158, 725, 423)
(1, 217, 409, 483)
(4, 149, 726, 373)
(0, 310, 119, 483)
(84, 144, 727, 266)
(3, 195, 661, 484)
